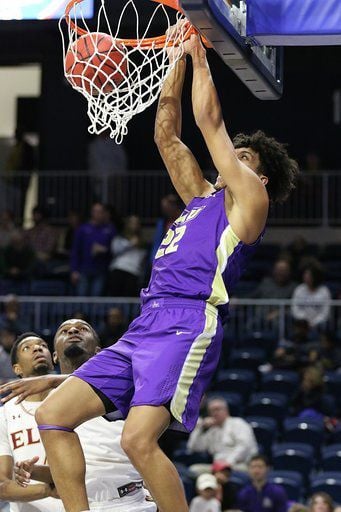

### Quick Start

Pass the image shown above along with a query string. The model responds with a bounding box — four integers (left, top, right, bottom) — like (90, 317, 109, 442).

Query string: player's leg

(35, 376, 106, 512)
(121, 405, 189, 512)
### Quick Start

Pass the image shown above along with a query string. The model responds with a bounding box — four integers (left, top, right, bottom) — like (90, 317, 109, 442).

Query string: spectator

(150, 194, 183, 262)
(289, 491, 334, 512)
(25, 206, 58, 264)
(237, 455, 288, 512)
(4, 126, 35, 174)
(187, 397, 257, 473)
(272, 319, 313, 370)
(286, 236, 312, 281)
(3, 230, 36, 281)
(58, 210, 82, 258)
(291, 366, 327, 419)
(189, 474, 221, 512)
(308, 330, 341, 371)
(250, 258, 297, 329)
(108, 215, 147, 297)
(98, 307, 128, 347)
(0, 211, 16, 249)
(212, 461, 238, 511)
(70, 202, 116, 296)
(252, 259, 297, 299)
(0, 328, 17, 381)
(0, 295, 29, 333)
(291, 259, 331, 329)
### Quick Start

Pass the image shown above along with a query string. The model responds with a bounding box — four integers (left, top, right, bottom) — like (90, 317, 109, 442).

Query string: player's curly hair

(233, 130, 299, 203)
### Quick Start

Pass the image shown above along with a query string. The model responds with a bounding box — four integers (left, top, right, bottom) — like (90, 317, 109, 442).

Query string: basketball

(65, 32, 127, 94)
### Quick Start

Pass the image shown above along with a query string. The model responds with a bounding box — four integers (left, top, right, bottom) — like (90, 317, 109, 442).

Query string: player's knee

(121, 430, 154, 460)
(35, 400, 58, 425)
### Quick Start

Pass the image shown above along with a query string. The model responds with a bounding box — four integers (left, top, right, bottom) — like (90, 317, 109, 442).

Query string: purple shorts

(73, 298, 223, 432)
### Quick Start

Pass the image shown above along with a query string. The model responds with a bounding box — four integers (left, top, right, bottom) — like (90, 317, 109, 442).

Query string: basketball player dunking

(1, 35, 298, 512)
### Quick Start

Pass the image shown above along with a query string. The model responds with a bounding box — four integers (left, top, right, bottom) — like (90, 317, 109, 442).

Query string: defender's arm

(0, 456, 53, 501)
(154, 56, 213, 205)
(189, 37, 268, 243)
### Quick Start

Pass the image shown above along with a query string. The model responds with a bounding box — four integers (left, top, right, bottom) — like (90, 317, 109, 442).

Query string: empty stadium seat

(246, 416, 277, 457)
(310, 472, 341, 503)
(230, 348, 266, 371)
(268, 470, 303, 501)
(246, 392, 288, 423)
(330, 424, 341, 445)
(261, 370, 299, 396)
(282, 417, 324, 456)
(172, 449, 212, 467)
(272, 443, 314, 483)
(213, 369, 255, 399)
(174, 463, 196, 502)
(321, 444, 341, 472)
(324, 372, 341, 404)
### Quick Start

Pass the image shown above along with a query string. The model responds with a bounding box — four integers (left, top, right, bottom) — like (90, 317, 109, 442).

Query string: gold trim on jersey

(170, 303, 218, 425)
(208, 224, 240, 307)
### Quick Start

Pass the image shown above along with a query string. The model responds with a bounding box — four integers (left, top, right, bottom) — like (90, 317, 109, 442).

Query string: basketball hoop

(60, 0, 195, 143)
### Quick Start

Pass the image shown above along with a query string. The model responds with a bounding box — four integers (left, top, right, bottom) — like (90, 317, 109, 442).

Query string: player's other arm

(188, 36, 268, 243)
(0, 455, 53, 501)
(154, 55, 214, 205)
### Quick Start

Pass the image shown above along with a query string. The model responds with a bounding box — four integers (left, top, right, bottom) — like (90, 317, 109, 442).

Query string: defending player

(2, 321, 156, 512)
(0, 35, 298, 512)
(0, 333, 62, 511)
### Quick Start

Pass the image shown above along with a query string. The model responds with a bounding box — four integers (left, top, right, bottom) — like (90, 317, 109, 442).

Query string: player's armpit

(157, 136, 214, 205)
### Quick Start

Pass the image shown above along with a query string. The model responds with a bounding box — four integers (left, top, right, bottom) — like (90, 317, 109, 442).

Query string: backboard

(180, 0, 283, 100)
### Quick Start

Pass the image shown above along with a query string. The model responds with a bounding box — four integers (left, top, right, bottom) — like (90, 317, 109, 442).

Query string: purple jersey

(142, 189, 262, 319)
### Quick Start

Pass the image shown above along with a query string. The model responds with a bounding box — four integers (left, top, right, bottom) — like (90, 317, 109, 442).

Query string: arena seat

(213, 369, 255, 399)
(282, 417, 324, 457)
(174, 463, 196, 502)
(321, 445, 341, 472)
(246, 416, 277, 458)
(330, 424, 341, 445)
(172, 449, 212, 467)
(268, 470, 303, 501)
(229, 347, 266, 371)
(272, 443, 314, 484)
(260, 370, 299, 396)
(309, 472, 341, 504)
(324, 372, 341, 406)
(246, 392, 288, 423)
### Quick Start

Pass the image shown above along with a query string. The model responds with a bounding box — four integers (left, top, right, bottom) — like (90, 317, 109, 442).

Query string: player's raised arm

(187, 35, 269, 242)
(154, 51, 214, 205)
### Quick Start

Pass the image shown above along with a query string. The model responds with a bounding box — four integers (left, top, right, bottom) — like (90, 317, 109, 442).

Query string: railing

(1, 170, 341, 226)
(7, 296, 341, 343)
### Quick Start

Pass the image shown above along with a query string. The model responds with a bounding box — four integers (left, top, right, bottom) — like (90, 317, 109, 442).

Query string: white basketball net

(59, 0, 191, 143)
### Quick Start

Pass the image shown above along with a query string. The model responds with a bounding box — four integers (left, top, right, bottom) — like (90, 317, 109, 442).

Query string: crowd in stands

(0, 193, 341, 511)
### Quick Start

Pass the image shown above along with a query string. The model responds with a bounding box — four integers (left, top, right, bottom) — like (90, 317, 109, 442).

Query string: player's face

(54, 319, 98, 360)
(214, 147, 261, 189)
(14, 336, 53, 378)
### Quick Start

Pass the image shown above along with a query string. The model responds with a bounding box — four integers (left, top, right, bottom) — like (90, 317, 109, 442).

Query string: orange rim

(64, 0, 198, 49)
